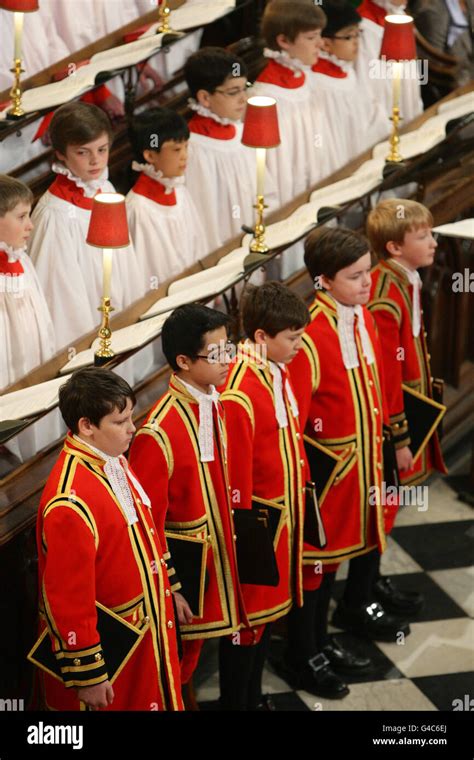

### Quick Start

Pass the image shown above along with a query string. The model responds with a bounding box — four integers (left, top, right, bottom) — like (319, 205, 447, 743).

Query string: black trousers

(285, 571, 337, 668)
(219, 624, 272, 710)
(343, 548, 381, 609)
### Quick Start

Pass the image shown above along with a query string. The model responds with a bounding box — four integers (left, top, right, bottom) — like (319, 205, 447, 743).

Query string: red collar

(131, 173, 177, 206)
(358, 0, 387, 27)
(256, 59, 306, 89)
(0, 250, 24, 275)
(312, 58, 347, 79)
(48, 174, 97, 210)
(188, 114, 236, 140)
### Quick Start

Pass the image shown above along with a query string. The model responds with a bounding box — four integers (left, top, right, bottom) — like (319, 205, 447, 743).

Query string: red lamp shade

(380, 15, 417, 61)
(0, 0, 39, 11)
(242, 96, 281, 149)
(86, 193, 130, 249)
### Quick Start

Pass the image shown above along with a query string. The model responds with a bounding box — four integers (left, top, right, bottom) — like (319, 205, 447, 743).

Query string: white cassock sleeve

(28, 186, 144, 351)
(126, 185, 207, 289)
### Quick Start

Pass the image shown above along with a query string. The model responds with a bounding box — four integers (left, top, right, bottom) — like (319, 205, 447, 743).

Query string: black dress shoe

(332, 600, 410, 642)
(374, 576, 424, 616)
(254, 694, 276, 711)
(271, 653, 349, 699)
(322, 636, 373, 676)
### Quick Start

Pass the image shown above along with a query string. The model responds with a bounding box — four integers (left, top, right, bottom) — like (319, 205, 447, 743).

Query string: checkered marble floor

(194, 457, 474, 711)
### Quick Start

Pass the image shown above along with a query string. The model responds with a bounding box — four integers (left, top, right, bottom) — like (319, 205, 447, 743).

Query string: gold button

(137, 499, 141, 505)
(302, 487, 306, 493)
(160, 558, 165, 565)
(145, 615, 150, 623)
(94, 653, 103, 662)
(300, 459, 305, 467)
(377, 463, 382, 470)
(373, 408, 379, 415)
(228, 485, 232, 492)
(369, 380, 373, 387)
(427, 353, 431, 359)
(73, 658, 80, 666)
(150, 528, 155, 535)
(167, 620, 173, 629)
(423, 331, 427, 338)
(296, 433, 301, 440)
(231, 509, 235, 515)
(224, 459, 228, 465)
(334, 476, 340, 483)
(165, 590, 171, 598)
(376, 436, 381, 443)
(233, 534, 237, 541)
(207, 535, 212, 543)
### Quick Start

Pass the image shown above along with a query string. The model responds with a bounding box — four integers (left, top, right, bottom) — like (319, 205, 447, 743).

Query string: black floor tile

(332, 572, 468, 623)
(412, 672, 474, 712)
(198, 692, 310, 711)
(391, 521, 474, 571)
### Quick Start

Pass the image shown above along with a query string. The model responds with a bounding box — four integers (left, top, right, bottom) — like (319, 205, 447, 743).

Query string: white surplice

(28, 167, 143, 351)
(126, 165, 207, 288)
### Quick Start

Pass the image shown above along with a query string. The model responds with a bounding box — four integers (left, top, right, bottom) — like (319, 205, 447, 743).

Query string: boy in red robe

(36, 368, 183, 711)
(220, 282, 313, 708)
(129, 305, 247, 688)
(289, 227, 410, 657)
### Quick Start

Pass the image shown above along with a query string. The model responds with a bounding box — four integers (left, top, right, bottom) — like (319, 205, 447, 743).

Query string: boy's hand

(396, 446, 414, 472)
(76, 680, 114, 710)
(173, 591, 194, 625)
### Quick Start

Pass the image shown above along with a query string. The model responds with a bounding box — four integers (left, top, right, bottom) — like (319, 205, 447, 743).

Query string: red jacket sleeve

(288, 333, 319, 434)
(221, 393, 255, 512)
(41, 499, 108, 688)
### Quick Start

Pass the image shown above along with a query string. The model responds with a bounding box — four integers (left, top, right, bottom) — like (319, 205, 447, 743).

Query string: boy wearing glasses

(310, 1, 388, 164)
(129, 304, 247, 688)
(184, 47, 276, 252)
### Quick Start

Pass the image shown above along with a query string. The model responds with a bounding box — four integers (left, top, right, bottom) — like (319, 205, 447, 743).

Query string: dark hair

(320, 0, 361, 37)
(242, 281, 309, 340)
(131, 107, 190, 162)
(162, 304, 230, 371)
(261, 1, 326, 50)
(49, 101, 114, 156)
(304, 226, 370, 280)
(184, 47, 248, 99)
(0, 174, 33, 217)
(58, 368, 136, 434)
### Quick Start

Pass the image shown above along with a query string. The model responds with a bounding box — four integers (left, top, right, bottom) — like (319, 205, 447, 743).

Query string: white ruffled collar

(318, 49, 353, 75)
(52, 162, 110, 198)
(375, 0, 407, 14)
(188, 98, 236, 125)
(263, 47, 310, 77)
(131, 161, 185, 194)
(0, 241, 26, 262)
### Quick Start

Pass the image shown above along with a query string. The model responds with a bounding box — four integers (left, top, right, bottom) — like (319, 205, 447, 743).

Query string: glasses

(195, 342, 234, 363)
(329, 30, 363, 41)
(214, 82, 253, 98)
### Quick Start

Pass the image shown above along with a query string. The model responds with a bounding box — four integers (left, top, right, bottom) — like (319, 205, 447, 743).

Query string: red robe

(369, 259, 447, 485)
(220, 343, 307, 632)
(129, 375, 246, 640)
(289, 292, 390, 572)
(37, 434, 183, 711)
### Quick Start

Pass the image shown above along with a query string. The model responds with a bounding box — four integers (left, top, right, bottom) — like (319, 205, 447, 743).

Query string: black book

(304, 435, 342, 505)
(383, 425, 400, 489)
(165, 532, 208, 617)
(304, 482, 327, 549)
(402, 384, 446, 463)
(27, 602, 146, 685)
(233, 502, 281, 587)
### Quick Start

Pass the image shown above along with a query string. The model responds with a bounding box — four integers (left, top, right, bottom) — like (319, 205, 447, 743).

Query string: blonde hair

(366, 199, 434, 260)
(0, 174, 33, 218)
(261, 0, 326, 50)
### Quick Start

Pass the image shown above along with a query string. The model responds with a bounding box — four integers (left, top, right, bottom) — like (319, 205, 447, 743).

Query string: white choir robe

(356, 16, 423, 127)
(28, 170, 143, 351)
(252, 59, 339, 209)
(185, 114, 278, 252)
(309, 56, 389, 166)
(0, 246, 63, 461)
(126, 170, 207, 288)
